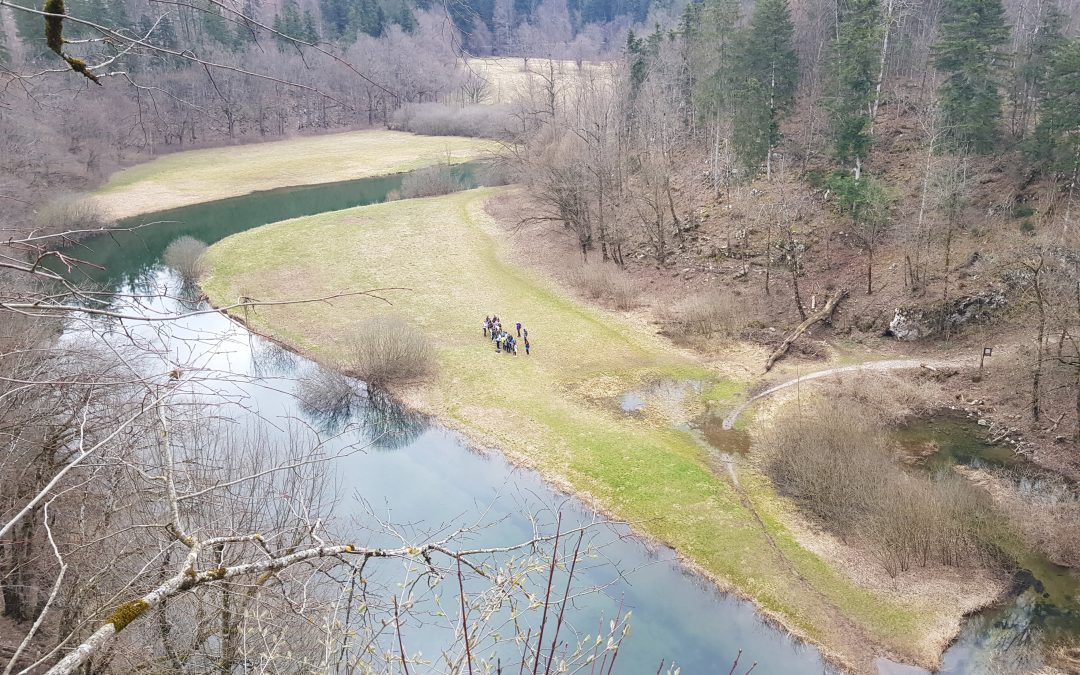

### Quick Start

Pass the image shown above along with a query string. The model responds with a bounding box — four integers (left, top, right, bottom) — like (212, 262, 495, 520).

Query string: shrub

(668, 291, 746, 338)
(475, 160, 517, 187)
(763, 402, 887, 526)
(34, 195, 113, 235)
(398, 165, 465, 200)
(163, 236, 208, 283)
(1012, 205, 1036, 219)
(570, 263, 638, 310)
(347, 315, 435, 388)
(761, 401, 1002, 576)
(389, 102, 513, 139)
(822, 372, 935, 425)
(1020, 219, 1036, 235)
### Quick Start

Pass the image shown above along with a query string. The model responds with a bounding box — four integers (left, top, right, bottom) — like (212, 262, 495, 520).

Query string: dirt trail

(722, 358, 972, 430)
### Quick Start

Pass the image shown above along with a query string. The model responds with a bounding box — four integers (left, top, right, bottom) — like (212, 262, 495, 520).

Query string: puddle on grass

(620, 391, 647, 412)
(617, 378, 704, 414)
(700, 417, 751, 455)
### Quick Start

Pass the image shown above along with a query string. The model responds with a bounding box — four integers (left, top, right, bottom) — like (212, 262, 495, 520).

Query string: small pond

(892, 413, 1080, 674)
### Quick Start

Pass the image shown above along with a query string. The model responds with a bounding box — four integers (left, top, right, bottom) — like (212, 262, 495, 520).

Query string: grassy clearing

(465, 57, 612, 105)
(202, 187, 947, 669)
(96, 130, 496, 219)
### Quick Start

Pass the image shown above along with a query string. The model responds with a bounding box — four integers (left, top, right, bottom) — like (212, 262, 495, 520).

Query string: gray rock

(887, 289, 1007, 341)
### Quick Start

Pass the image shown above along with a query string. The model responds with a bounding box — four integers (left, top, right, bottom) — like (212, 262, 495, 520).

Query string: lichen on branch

(106, 598, 149, 633)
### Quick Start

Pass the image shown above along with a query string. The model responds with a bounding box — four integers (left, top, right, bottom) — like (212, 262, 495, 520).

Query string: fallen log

(764, 288, 848, 372)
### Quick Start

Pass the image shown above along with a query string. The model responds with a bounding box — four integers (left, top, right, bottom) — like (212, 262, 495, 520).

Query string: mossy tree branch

(41, 0, 101, 84)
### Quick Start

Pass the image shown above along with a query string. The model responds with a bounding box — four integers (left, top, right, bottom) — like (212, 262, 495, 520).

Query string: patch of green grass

(97, 130, 496, 219)
(703, 378, 744, 406)
(203, 188, 946, 666)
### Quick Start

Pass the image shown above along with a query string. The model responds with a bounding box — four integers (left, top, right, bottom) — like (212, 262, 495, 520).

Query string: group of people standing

(484, 315, 530, 356)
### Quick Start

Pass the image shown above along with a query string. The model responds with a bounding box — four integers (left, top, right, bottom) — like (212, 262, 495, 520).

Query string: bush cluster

(664, 291, 747, 339)
(398, 165, 466, 199)
(570, 263, 638, 310)
(762, 401, 1002, 576)
(34, 195, 113, 235)
(389, 102, 513, 139)
(347, 315, 435, 388)
(163, 236, 208, 283)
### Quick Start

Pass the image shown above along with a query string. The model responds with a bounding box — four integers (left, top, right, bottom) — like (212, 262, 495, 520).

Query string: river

(62, 167, 833, 673)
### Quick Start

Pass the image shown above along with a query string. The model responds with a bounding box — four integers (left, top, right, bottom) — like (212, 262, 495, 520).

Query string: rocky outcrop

(887, 289, 1007, 341)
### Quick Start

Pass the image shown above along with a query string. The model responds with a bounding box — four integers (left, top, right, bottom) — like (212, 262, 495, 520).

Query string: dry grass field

(464, 57, 614, 105)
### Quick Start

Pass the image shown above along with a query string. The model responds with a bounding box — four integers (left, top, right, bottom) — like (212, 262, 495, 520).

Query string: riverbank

(197, 186, 988, 672)
(95, 130, 496, 219)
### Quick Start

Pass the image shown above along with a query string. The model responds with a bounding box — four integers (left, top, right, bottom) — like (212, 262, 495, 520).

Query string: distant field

(202, 188, 957, 670)
(96, 130, 496, 219)
(464, 57, 613, 105)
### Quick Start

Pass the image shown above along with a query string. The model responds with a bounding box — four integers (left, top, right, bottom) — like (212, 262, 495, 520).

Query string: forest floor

(94, 129, 496, 219)
(200, 187, 1008, 673)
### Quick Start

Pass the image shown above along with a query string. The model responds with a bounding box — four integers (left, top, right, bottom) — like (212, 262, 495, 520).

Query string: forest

(1, 0, 1079, 671)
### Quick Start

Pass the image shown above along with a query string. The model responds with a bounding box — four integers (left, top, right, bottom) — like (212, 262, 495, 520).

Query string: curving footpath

(722, 358, 973, 430)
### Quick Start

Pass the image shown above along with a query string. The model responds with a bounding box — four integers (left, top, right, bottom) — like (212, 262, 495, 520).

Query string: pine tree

(1010, 0, 1065, 136)
(734, 0, 798, 179)
(319, 0, 350, 38)
(273, 0, 306, 49)
(1030, 38, 1080, 175)
(690, 0, 740, 122)
(627, 29, 647, 91)
(733, 77, 773, 177)
(302, 9, 319, 41)
(830, 0, 881, 179)
(235, 0, 261, 45)
(272, 11, 287, 47)
(348, 0, 385, 38)
(201, 0, 237, 48)
(828, 172, 891, 293)
(932, 0, 1009, 152)
(395, 6, 416, 32)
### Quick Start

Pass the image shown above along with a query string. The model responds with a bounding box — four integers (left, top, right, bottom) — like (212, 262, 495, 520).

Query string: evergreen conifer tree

(235, 0, 261, 45)
(201, 1, 237, 48)
(830, 0, 881, 179)
(1010, 0, 1064, 136)
(319, 0, 350, 39)
(302, 9, 319, 41)
(932, 0, 1009, 152)
(692, 0, 740, 122)
(396, 6, 417, 31)
(1030, 38, 1080, 175)
(734, 0, 797, 179)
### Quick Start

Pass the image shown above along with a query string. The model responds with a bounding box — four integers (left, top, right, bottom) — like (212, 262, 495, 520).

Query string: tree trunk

(765, 288, 847, 371)
(1032, 259, 1046, 421)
